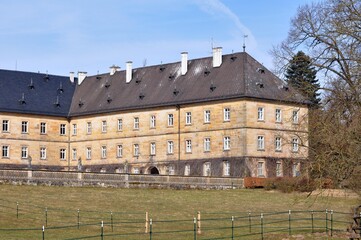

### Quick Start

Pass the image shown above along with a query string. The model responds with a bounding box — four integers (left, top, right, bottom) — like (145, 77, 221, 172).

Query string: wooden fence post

(145, 212, 149, 233)
(197, 211, 201, 234)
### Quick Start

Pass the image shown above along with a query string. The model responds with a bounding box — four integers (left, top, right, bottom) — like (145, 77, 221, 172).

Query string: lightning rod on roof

(243, 35, 248, 52)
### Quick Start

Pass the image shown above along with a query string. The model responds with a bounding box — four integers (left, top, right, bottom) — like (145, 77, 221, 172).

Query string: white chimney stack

(126, 61, 133, 83)
(212, 47, 223, 68)
(109, 65, 120, 75)
(77, 71, 87, 85)
(69, 72, 74, 83)
(181, 52, 188, 75)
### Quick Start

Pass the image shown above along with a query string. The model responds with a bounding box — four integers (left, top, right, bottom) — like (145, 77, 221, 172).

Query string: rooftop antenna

(243, 35, 248, 52)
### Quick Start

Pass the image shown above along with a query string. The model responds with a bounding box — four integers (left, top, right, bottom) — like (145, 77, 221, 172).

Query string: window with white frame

(2, 120, 9, 132)
(223, 108, 230, 121)
(204, 138, 211, 152)
(72, 148, 77, 160)
(203, 162, 211, 176)
(167, 165, 175, 175)
(21, 146, 28, 159)
(257, 136, 265, 150)
(60, 148, 66, 160)
(167, 141, 174, 154)
(223, 161, 230, 176)
(86, 147, 92, 160)
(101, 121, 107, 133)
(150, 115, 156, 128)
(134, 144, 140, 156)
(204, 110, 211, 123)
(134, 117, 139, 129)
(185, 140, 192, 153)
(40, 122, 46, 134)
(117, 145, 123, 158)
(257, 107, 264, 121)
(2, 145, 9, 158)
(168, 114, 174, 126)
(150, 142, 156, 155)
(60, 124, 66, 135)
(276, 161, 282, 177)
(86, 122, 92, 134)
(72, 124, 77, 135)
(132, 167, 139, 174)
(292, 110, 299, 124)
(186, 112, 192, 125)
(117, 119, 123, 131)
(40, 147, 47, 160)
(292, 162, 300, 177)
(21, 121, 28, 133)
(101, 146, 107, 159)
(257, 162, 264, 177)
(292, 138, 299, 152)
(184, 164, 190, 176)
(275, 109, 282, 123)
(223, 136, 231, 150)
(275, 137, 282, 151)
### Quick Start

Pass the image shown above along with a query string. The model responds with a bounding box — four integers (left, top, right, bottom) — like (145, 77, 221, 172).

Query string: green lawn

(0, 184, 358, 239)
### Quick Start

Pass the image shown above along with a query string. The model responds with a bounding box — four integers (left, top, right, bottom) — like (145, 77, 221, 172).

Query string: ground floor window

(276, 161, 282, 177)
(257, 161, 265, 177)
(184, 164, 190, 176)
(223, 161, 230, 176)
(203, 162, 211, 176)
(292, 162, 300, 177)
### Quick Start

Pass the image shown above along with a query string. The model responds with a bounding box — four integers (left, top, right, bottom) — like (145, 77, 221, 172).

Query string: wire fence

(0, 198, 357, 239)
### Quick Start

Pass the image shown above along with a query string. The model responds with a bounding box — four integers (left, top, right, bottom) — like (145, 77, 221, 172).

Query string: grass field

(0, 184, 359, 239)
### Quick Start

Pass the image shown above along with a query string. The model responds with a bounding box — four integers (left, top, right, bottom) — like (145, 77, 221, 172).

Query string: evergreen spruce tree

(285, 51, 321, 107)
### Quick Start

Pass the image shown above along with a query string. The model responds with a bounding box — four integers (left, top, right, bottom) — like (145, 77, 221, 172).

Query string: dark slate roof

(0, 69, 76, 117)
(69, 52, 308, 117)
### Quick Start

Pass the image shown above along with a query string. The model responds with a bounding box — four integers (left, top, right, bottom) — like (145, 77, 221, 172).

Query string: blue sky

(0, 0, 314, 76)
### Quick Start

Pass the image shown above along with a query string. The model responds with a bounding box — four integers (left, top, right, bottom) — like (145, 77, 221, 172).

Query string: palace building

(0, 48, 309, 177)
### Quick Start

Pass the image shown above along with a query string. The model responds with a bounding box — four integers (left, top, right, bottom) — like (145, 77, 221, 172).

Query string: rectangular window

(184, 164, 190, 176)
(186, 112, 192, 125)
(275, 137, 282, 151)
(257, 136, 265, 150)
(258, 107, 264, 121)
(86, 147, 92, 160)
(185, 140, 192, 153)
(21, 121, 28, 133)
(134, 117, 139, 129)
(117, 145, 123, 158)
(86, 122, 92, 134)
(60, 149, 66, 160)
(223, 136, 231, 150)
(21, 146, 28, 159)
(150, 115, 156, 128)
(72, 124, 77, 135)
(2, 120, 9, 132)
(224, 108, 230, 121)
(292, 162, 300, 177)
(203, 162, 211, 176)
(150, 142, 156, 156)
(257, 162, 264, 177)
(167, 141, 174, 154)
(60, 124, 66, 135)
(101, 146, 107, 159)
(133, 167, 139, 174)
(40, 147, 47, 160)
(101, 121, 107, 133)
(117, 119, 123, 131)
(292, 138, 299, 152)
(223, 161, 230, 176)
(40, 122, 46, 134)
(275, 109, 282, 123)
(72, 148, 77, 160)
(2, 145, 9, 158)
(134, 144, 140, 156)
(168, 114, 174, 126)
(204, 138, 211, 152)
(167, 165, 175, 175)
(276, 161, 282, 177)
(204, 110, 211, 123)
(292, 110, 299, 124)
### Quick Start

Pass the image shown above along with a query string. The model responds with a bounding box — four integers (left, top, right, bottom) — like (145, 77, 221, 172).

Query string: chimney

(212, 47, 222, 68)
(77, 71, 87, 85)
(181, 52, 188, 75)
(126, 61, 133, 83)
(69, 72, 74, 83)
(109, 65, 120, 75)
